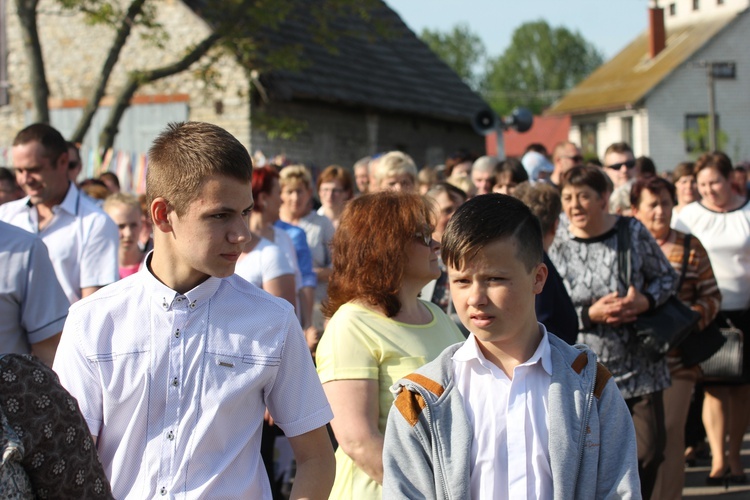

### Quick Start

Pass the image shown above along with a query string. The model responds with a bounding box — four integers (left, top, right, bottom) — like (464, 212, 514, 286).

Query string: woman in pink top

(103, 193, 144, 279)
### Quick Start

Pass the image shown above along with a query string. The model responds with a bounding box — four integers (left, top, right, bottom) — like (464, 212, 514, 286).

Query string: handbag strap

(616, 217, 632, 291)
(676, 233, 691, 290)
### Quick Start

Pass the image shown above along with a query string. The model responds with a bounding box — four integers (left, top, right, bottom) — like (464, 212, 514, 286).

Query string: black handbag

(673, 234, 728, 367)
(699, 316, 744, 382)
(616, 218, 701, 362)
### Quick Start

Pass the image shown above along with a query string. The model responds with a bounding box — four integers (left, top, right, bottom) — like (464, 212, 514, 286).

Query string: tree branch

(98, 32, 222, 151)
(15, 0, 50, 123)
(71, 0, 147, 143)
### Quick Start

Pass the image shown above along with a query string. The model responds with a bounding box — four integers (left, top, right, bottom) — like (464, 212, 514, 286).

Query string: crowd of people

(1, 121, 749, 499)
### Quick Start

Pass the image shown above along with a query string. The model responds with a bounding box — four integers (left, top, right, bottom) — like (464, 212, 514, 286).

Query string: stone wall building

(0, 0, 488, 179)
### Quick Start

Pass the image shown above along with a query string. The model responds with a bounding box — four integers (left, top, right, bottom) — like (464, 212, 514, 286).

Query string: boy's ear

(532, 262, 548, 295)
(151, 197, 173, 233)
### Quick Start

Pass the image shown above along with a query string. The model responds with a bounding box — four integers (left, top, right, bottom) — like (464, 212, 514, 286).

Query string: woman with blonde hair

(316, 191, 464, 499)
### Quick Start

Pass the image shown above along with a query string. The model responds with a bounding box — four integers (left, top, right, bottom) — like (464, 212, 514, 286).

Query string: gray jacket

(382, 333, 641, 499)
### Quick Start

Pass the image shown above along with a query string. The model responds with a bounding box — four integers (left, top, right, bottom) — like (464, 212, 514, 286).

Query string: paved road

(682, 431, 750, 499)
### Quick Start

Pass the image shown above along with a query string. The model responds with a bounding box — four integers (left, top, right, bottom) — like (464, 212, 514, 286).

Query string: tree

(16, 0, 382, 150)
(483, 20, 603, 115)
(419, 23, 486, 91)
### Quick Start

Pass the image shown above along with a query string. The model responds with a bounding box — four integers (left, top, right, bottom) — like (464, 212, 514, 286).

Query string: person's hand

(588, 292, 623, 325)
(616, 285, 650, 324)
(264, 408, 275, 427)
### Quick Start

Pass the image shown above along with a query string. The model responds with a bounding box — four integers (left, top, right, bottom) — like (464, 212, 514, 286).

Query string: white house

(548, 0, 750, 171)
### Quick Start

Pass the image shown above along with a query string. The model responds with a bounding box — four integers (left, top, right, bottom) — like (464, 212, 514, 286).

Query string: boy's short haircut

(442, 193, 543, 272)
(146, 122, 252, 216)
(13, 123, 67, 163)
(374, 151, 418, 183)
(103, 192, 142, 215)
(279, 164, 313, 190)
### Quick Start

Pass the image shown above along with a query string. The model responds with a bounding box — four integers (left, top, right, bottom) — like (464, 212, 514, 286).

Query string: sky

(384, 0, 652, 61)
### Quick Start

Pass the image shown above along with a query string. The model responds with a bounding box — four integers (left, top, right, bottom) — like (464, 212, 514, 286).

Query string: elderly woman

(316, 192, 464, 499)
(631, 176, 721, 498)
(674, 152, 750, 486)
(549, 165, 678, 499)
(369, 151, 418, 193)
(671, 161, 700, 220)
(317, 165, 354, 228)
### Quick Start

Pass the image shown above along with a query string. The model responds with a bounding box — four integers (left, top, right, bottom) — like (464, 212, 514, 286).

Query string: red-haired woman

(315, 191, 465, 499)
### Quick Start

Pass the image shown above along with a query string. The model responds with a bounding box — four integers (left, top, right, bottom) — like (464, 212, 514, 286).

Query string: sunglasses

(606, 159, 636, 170)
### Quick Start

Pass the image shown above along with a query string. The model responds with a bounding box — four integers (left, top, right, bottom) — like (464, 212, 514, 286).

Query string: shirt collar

(139, 252, 223, 312)
(25, 182, 77, 215)
(453, 323, 552, 376)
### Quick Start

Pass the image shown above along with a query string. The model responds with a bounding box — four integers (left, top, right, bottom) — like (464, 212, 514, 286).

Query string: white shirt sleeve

(23, 238, 69, 344)
(265, 312, 333, 437)
(53, 308, 104, 436)
(80, 212, 119, 290)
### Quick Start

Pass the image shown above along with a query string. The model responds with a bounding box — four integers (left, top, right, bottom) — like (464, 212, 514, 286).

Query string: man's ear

(532, 262, 548, 295)
(55, 151, 69, 171)
(151, 197, 173, 233)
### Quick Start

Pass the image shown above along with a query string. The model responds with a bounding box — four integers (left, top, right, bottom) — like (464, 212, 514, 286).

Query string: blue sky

(384, 0, 651, 61)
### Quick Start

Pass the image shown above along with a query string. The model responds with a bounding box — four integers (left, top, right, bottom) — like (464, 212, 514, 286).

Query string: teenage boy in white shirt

(54, 122, 335, 499)
(382, 194, 640, 499)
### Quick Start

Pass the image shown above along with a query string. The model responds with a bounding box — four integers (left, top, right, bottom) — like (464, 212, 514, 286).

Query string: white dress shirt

(452, 325, 553, 500)
(0, 221, 69, 354)
(0, 183, 119, 303)
(54, 262, 333, 499)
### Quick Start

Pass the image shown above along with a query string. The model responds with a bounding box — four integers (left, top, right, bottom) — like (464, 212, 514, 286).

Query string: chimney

(649, 7, 666, 58)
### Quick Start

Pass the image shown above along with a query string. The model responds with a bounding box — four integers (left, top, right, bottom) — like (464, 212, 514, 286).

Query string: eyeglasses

(606, 159, 636, 170)
(414, 231, 432, 246)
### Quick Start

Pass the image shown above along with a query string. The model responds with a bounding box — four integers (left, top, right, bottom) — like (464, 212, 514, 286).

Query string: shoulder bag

(699, 315, 744, 382)
(616, 218, 701, 362)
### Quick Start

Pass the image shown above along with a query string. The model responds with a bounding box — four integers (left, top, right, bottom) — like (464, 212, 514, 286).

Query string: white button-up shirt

(452, 325, 553, 500)
(54, 263, 333, 499)
(0, 221, 69, 353)
(0, 183, 119, 303)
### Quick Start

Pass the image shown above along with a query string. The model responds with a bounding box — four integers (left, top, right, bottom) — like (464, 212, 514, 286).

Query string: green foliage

(482, 20, 603, 115)
(683, 116, 728, 157)
(420, 23, 486, 90)
(253, 112, 307, 141)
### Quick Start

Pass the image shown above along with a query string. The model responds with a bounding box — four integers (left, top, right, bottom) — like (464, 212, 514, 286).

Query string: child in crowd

(53, 122, 334, 499)
(382, 194, 640, 499)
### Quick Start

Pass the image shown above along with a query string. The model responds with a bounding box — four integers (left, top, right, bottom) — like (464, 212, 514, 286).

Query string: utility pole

(707, 63, 716, 151)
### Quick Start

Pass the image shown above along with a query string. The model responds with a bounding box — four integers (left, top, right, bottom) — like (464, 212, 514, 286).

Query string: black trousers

(625, 390, 666, 500)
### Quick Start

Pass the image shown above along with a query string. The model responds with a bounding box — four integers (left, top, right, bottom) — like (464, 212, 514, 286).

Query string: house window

(621, 117, 634, 146)
(669, 3, 677, 16)
(693, 0, 700, 10)
(0, 0, 8, 106)
(580, 122, 598, 158)
(685, 114, 720, 153)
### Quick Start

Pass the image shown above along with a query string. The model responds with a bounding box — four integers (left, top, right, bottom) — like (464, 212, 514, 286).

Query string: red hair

(323, 191, 435, 318)
(252, 166, 279, 212)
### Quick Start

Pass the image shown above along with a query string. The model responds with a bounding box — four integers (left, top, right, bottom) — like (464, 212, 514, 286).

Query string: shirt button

(172, 377, 179, 387)
(189, 302, 196, 309)
(174, 329, 180, 338)
(167, 431, 174, 440)
(160, 486, 167, 495)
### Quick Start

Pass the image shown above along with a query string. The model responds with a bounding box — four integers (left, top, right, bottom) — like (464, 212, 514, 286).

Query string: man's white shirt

(0, 182, 118, 303)
(53, 264, 333, 499)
